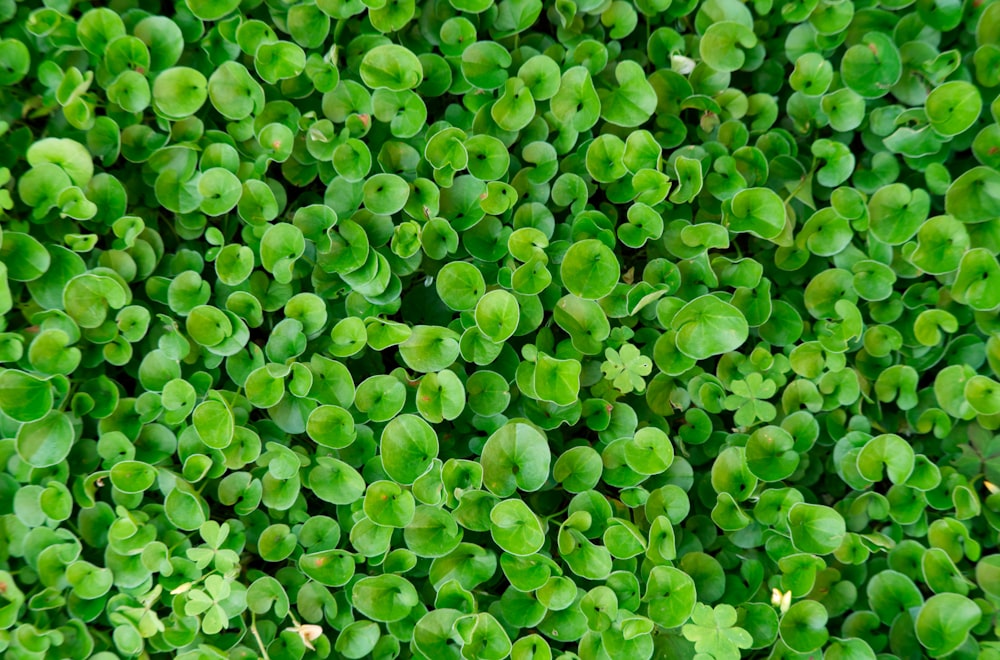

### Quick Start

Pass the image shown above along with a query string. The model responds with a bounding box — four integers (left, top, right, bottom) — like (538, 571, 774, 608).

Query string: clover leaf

(601, 343, 653, 394)
(724, 372, 778, 427)
(682, 603, 754, 660)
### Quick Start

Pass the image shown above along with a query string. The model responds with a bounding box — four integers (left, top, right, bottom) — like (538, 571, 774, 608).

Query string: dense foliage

(2, 0, 1000, 658)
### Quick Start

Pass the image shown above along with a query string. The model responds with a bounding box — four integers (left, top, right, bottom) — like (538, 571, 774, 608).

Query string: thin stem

(251, 613, 271, 660)
(783, 160, 818, 205)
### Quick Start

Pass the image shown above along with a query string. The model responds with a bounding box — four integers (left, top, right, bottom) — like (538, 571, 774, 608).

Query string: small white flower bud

(671, 54, 697, 75)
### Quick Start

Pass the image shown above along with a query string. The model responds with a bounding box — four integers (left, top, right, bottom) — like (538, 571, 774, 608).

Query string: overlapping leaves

(1, 0, 999, 658)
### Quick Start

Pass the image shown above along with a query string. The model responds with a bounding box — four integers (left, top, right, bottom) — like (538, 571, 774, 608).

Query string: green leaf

(700, 21, 757, 72)
(355, 374, 406, 422)
(361, 44, 423, 91)
(778, 600, 829, 653)
(27, 138, 94, 187)
(254, 41, 306, 84)
(725, 187, 786, 239)
(551, 66, 601, 131)
(306, 404, 356, 449)
(788, 503, 846, 555)
(193, 400, 234, 449)
(64, 273, 127, 329)
(952, 248, 1000, 311)
(0, 38, 30, 86)
(186, 0, 241, 20)
(110, 460, 157, 494)
(868, 183, 930, 245)
(455, 612, 512, 660)
(492, 78, 535, 132)
(682, 603, 754, 660)
(381, 414, 439, 484)
(840, 33, 901, 98)
(602, 343, 653, 394)
(363, 173, 410, 215)
(490, 499, 546, 555)
(16, 410, 74, 468)
(533, 353, 581, 406)
(66, 560, 114, 600)
(208, 62, 264, 122)
(476, 290, 520, 342)
(670, 156, 704, 204)
(0, 369, 53, 422)
(481, 421, 551, 496)
(436, 262, 486, 311)
(746, 426, 799, 482)
(364, 480, 416, 527)
(152, 67, 208, 119)
(914, 593, 981, 657)
(791, 52, 833, 96)
(672, 295, 749, 360)
(857, 434, 915, 484)
(561, 240, 620, 300)
(645, 566, 697, 628)
(399, 326, 461, 373)
(300, 549, 354, 587)
(965, 375, 1000, 415)
(946, 166, 1000, 223)
(310, 457, 366, 505)
(599, 61, 657, 126)
(417, 369, 466, 423)
(926, 81, 982, 137)
(260, 223, 305, 284)
(353, 575, 419, 622)
(822, 88, 866, 132)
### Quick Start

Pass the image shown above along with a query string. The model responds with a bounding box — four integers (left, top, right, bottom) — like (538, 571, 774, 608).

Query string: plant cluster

(1, 0, 1000, 658)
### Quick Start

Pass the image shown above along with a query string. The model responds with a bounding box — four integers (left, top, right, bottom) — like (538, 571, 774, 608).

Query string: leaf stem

(783, 160, 818, 205)
(251, 613, 271, 660)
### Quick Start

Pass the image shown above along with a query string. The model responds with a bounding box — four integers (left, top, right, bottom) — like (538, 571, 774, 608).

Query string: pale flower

(671, 54, 697, 75)
(289, 623, 324, 651)
(170, 582, 192, 595)
(770, 588, 792, 614)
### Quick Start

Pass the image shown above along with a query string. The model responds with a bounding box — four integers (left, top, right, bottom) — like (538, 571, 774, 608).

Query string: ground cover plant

(1, 0, 1000, 657)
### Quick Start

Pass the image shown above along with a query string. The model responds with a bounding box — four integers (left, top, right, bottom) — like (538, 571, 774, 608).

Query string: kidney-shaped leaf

(152, 67, 208, 119)
(788, 503, 846, 555)
(66, 560, 114, 600)
(490, 499, 546, 556)
(481, 421, 551, 496)
(16, 410, 74, 468)
(840, 33, 901, 98)
(779, 600, 829, 653)
(0, 370, 54, 422)
(352, 574, 420, 622)
(561, 239, 620, 300)
(644, 565, 696, 628)
(926, 81, 982, 137)
(381, 414, 439, 485)
(914, 593, 981, 657)
(110, 460, 157, 494)
(672, 295, 749, 360)
(361, 44, 423, 91)
(399, 325, 461, 373)
(857, 434, 915, 484)
(725, 187, 786, 239)
(193, 400, 234, 449)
